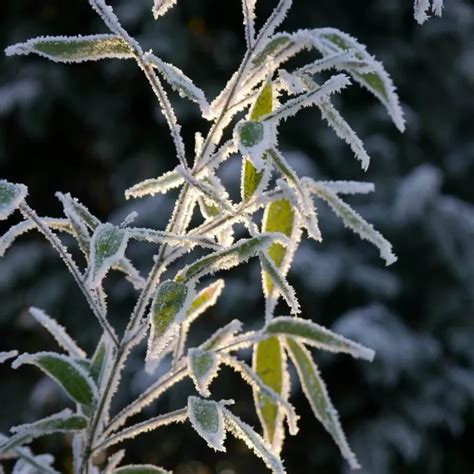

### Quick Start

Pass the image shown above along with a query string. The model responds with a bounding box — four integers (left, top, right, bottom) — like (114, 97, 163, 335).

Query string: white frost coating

(10, 409, 85, 436)
(188, 348, 220, 397)
(319, 180, 375, 195)
(175, 233, 288, 284)
(145, 53, 210, 116)
(86, 223, 130, 288)
(88, 0, 141, 53)
(0, 219, 71, 257)
(221, 354, 299, 436)
(0, 350, 18, 364)
(285, 339, 360, 469)
(115, 466, 171, 474)
(414, 0, 444, 24)
(311, 28, 405, 132)
(11, 452, 57, 474)
(176, 165, 233, 212)
(305, 179, 397, 265)
(11, 351, 99, 401)
(97, 409, 188, 451)
(255, 0, 292, 48)
(242, 0, 257, 47)
(0, 181, 27, 220)
(201, 320, 244, 351)
(318, 99, 371, 171)
(223, 409, 286, 474)
(187, 279, 226, 324)
(29, 307, 86, 359)
(188, 397, 226, 452)
(153, 0, 178, 19)
(125, 170, 184, 199)
(259, 251, 300, 315)
(5, 34, 134, 64)
(265, 316, 375, 361)
(103, 449, 125, 474)
(264, 74, 351, 124)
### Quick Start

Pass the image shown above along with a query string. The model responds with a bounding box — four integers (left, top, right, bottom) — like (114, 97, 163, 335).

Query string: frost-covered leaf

(188, 349, 219, 397)
(262, 198, 299, 300)
(259, 252, 300, 315)
(90, 335, 112, 384)
(114, 465, 171, 474)
(256, 0, 292, 49)
(146, 280, 193, 361)
(265, 74, 351, 124)
(265, 317, 375, 361)
(252, 34, 292, 68)
(29, 307, 86, 359)
(253, 337, 288, 451)
(187, 279, 225, 323)
(12, 454, 57, 474)
(145, 53, 210, 115)
(0, 433, 32, 455)
(5, 35, 134, 63)
(152, 0, 178, 19)
(11, 409, 88, 438)
(187, 397, 226, 452)
(0, 351, 18, 364)
(414, 0, 444, 24)
(0, 180, 27, 221)
(311, 28, 405, 131)
(269, 150, 321, 242)
(241, 82, 274, 202)
(87, 223, 129, 288)
(223, 409, 285, 473)
(286, 337, 360, 469)
(201, 320, 244, 351)
(12, 352, 97, 406)
(125, 170, 183, 199)
(175, 234, 286, 284)
(103, 450, 125, 474)
(318, 100, 371, 171)
(234, 120, 276, 171)
(319, 180, 374, 195)
(304, 179, 397, 265)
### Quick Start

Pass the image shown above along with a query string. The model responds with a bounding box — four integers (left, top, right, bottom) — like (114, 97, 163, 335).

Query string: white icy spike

(242, 0, 258, 47)
(153, 0, 179, 19)
(414, 0, 444, 24)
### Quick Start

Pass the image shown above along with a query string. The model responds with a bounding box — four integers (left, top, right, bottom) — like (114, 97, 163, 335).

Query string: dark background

(1, 0, 473, 473)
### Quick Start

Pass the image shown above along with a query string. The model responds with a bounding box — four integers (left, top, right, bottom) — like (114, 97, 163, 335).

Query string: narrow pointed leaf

(252, 34, 292, 68)
(153, 0, 178, 19)
(305, 179, 397, 265)
(175, 234, 286, 284)
(0, 180, 27, 220)
(265, 317, 375, 361)
(125, 170, 183, 199)
(286, 337, 360, 469)
(12, 352, 97, 406)
(87, 223, 129, 288)
(253, 337, 288, 451)
(200, 319, 244, 351)
(29, 307, 86, 359)
(114, 466, 171, 474)
(187, 279, 225, 323)
(11, 409, 88, 438)
(0, 350, 18, 364)
(223, 409, 285, 474)
(187, 397, 226, 452)
(5, 34, 134, 63)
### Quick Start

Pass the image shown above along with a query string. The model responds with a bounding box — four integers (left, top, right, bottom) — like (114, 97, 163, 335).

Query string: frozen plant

(0, 1, 436, 472)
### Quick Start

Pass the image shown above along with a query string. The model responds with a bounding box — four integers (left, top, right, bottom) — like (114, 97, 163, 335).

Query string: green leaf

(265, 317, 375, 361)
(87, 223, 129, 287)
(0, 433, 32, 455)
(312, 28, 405, 132)
(12, 352, 97, 407)
(187, 397, 226, 452)
(90, 335, 110, 384)
(114, 465, 171, 474)
(5, 34, 134, 63)
(147, 280, 191, 360)
(187, 279, 225, 323)
(286, 337, 360, 469)
(238, 121, 265, 148)
(252, 34, 292, 67)
(262, 199, 296, 296)
(175, 234, 284, 284)
(188, 349, 219, 397)
(241, 82, 274, 203)
(11, 409, 88, 438)
(253, 337, 287, 451)
(223, 409, 285, 473)
(0, 180, 27, 220)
